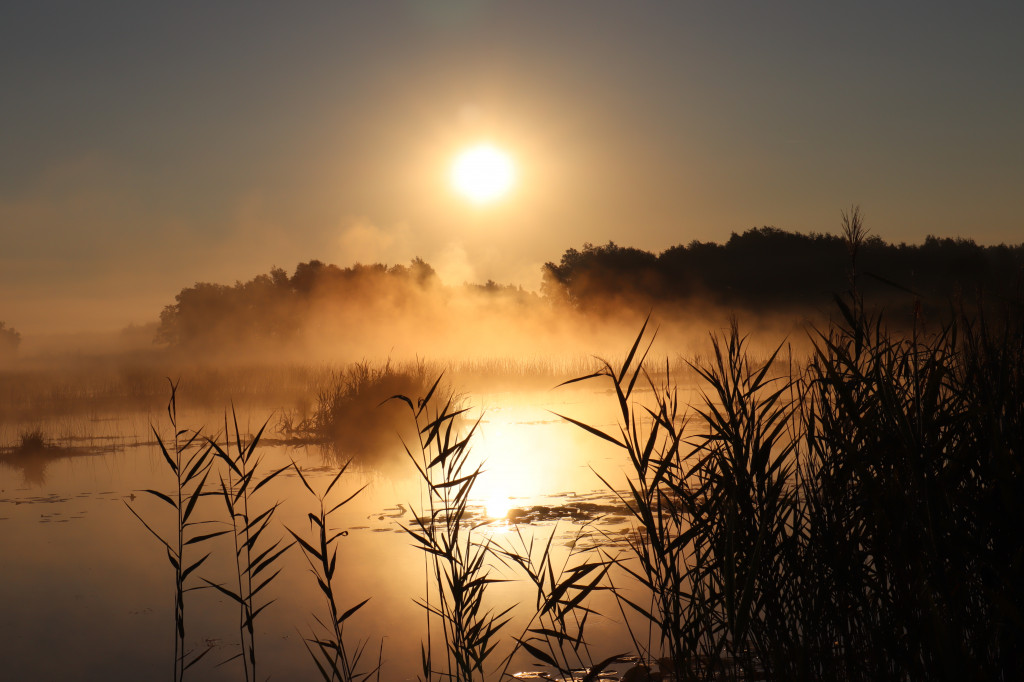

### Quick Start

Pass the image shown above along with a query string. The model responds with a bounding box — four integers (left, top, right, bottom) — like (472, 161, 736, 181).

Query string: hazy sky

(2, 1, 1023, 334)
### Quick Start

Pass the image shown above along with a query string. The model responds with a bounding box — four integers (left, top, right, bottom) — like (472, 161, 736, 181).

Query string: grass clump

(782, 293, 1024, 681)
(558, 289, 1024, 681)
(280, 360, 431, 460)
(16, 428, 48, 452)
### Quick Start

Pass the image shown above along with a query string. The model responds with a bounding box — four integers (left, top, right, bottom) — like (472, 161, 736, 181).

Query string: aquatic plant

(125, 379, 226, 681)
(204, 410, 292, 682)
(560, 270, 1024, 681)
(289, 461, 377, 681)
(558, 316, 732, 680)
(16, 427, 47, 451)
(686, 323, 796, 680)
(392, 375, 513, 682)
(280, 360, 430, 460)
(495, 523, 620, 681)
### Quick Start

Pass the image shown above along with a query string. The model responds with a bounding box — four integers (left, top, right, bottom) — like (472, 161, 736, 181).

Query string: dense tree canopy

(157, 228, 1024, 349)
(542, 227, 1024, 313)
(156, 259, 439, 349)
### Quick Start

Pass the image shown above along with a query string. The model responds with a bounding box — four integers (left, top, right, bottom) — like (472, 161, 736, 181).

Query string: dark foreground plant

(126, 379, 225, 681)
(495, 523, 620, 681)
(687, 323, 796, 681)
(556, 315, 795, 681)
(204, 410, 292, 682)
(555, 316, 704, 680)
(289, 462, 377, 681)
(787, 291, 1024, 682)
(561, 274, 1024, 682)
(392, 375, 513, 682)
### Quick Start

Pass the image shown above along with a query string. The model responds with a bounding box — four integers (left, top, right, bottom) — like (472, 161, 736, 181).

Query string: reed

(495, 523, 620, 681)
(780, 290, 1024, 681)
(392, 375, 514, 682)
(280, 360, 431, 460)
(555, 315, 707, 679)
(16, 427, 47, 451)
(125, 379, 226, 681)
(114, 238, 1023, 681)
(204, 410, 292, 682)
(685, 322, 796, 680)
(556, 280, 1024, 681)
(289, 461, 376, 681)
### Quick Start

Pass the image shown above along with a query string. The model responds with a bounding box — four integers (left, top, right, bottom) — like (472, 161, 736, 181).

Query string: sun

(451, 144, 515, 203)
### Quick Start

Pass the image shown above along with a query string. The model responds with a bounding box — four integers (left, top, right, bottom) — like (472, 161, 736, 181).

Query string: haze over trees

(0, 322, 21, 357)
(154, 227, 1024, 351)
(156, 258, 442, 349)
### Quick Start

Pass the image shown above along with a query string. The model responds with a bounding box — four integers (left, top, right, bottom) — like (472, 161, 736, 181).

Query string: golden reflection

(484, 493, 512, 520)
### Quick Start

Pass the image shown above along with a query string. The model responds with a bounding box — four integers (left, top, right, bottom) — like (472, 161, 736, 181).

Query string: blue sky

(2, 1, 1022, 333)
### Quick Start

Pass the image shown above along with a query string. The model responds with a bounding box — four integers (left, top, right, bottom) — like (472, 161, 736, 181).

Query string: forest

(154, 226, 1024, 351)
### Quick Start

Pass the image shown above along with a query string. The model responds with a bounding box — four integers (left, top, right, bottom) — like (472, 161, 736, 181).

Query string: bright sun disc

(451, 144, 515, 203)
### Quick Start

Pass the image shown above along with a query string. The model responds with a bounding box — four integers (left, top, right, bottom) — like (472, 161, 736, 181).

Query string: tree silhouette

(543, 226, 1024, 315)
(0, 321, 21, 357)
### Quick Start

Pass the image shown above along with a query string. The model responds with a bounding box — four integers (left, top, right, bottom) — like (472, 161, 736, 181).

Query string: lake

(1, 375, 686, 681)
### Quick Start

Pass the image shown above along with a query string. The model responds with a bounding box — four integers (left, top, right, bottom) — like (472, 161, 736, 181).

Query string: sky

(2, 1, 1023, 335)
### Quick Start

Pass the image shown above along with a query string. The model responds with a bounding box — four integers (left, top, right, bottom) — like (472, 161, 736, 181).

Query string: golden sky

(2, 2, 1022, 334)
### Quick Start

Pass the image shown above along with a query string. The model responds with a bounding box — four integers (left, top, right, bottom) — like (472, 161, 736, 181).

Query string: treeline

(156, 258, 439, 348)
(0, 321, 20, 357)
(156, 257, 539, 351)
(156, 226, 1024, 350)
(542, 227, 1024, 313)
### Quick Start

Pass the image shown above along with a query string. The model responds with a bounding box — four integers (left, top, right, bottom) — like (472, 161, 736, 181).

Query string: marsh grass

(392, 375, 515, 681)
(280, 361, 432, 461)
(16, 427, 48, 451)
(289, 462, 377, 681)
(556, 316, 722, 680)
(556, 289, 1024, 681)
(125, 379, 227, 681)
(204, 410, 292, 681)
(113, 259, 1023, 682)
(778, 291, 1024, 681)
(495, 523, 620, 681)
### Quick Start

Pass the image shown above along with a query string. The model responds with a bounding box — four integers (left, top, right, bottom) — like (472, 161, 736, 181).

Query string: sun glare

(484, 494, 513, 521)
(451, 144, 515, 203)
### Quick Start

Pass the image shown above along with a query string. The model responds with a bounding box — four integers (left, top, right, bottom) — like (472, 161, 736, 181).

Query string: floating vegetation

(0, 427, 118, 485)
(279, 360, 433, 463)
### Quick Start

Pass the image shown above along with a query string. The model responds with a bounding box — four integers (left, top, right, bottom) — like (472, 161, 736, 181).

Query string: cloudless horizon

(3, 1, 1023, 335)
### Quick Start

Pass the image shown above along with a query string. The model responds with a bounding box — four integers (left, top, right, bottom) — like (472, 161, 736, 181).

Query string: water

(0, 385, 660, 681)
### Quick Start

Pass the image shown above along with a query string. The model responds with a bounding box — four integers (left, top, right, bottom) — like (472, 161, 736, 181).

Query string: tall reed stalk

(556, 316, 708, 679)
(393, 375, 513, 682)
(204, 410, 291, 682)
(686, 323, 796, 680)
(289, 462, 375, 681)
(126, 379, 226, 681)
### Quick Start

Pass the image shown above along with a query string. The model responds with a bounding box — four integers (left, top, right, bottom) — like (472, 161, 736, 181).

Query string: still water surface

(1, 385, 680, 681)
